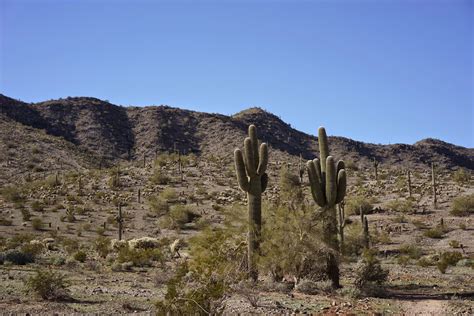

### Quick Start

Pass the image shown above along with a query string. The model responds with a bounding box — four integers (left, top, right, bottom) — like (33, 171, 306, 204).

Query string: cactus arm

(244, 137, 257, 177)
(307, 160, 326, 207)
(325, 156, 337, 206)
(335, 169, 347, 204)
(234, 149, 249, 192)
(336, 160, 345, 175)
(318, 127, 329, 173)
(313, 158, 325, 189)
(249, 125, 259, 167)
(257, 143, 268, 175)
(261, 173, 268, 192)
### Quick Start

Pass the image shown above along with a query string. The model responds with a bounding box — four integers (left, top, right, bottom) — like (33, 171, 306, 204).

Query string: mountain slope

(0, 94, 473, 172)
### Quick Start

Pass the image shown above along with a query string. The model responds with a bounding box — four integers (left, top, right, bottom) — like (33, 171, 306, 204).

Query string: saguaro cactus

(117, 203, 124, 241)
(338, 202, 346, 251)
(373, 158, 379, 181)
(431, 162, 437, 208)
(407, 169, 412, 198)
(234, 125, 269, 281)
(307, 127, 346, 288)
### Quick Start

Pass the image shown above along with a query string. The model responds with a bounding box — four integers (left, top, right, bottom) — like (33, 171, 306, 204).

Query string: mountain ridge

(1, 94, 473, 174)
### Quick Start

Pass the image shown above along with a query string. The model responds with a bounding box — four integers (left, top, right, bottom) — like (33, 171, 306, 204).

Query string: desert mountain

(1, 94, 473, 177)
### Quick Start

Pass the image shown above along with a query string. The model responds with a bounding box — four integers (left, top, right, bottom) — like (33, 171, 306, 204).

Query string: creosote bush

(150, 168, 171, 185)
(1, 185, 23, 202)
(450, 194, 474, 217)
(452, 169, 471, 185)
(386, 199, 414, 213)
(158, 205, 197, 230)
(354, 249, 388, 292)
(156, 207, 247, 314)
(345, 195, 374, 215)
(25, 269, 70, 301)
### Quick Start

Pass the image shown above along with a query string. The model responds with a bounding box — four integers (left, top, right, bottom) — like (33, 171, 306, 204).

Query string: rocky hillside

(1, 94, 473, 175)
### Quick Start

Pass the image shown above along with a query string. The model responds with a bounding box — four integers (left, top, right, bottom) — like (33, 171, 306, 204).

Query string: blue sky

(1, 0, 472, 147)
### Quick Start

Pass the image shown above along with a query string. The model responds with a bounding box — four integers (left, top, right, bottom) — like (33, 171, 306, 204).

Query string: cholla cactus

(234, 124, 269, 281)
(306, 127, 347, 287)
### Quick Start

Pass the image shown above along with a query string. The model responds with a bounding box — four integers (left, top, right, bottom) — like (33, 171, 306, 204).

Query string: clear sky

(1, 0, 473, 147)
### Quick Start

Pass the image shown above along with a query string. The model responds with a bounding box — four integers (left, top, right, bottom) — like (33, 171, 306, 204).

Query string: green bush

(31, 218, 44, 231)
(160, 188, 178, 201)
(150, 169, 171, 185)
(398, 244, 423, 259)
(452, 169, 471, 185)
(386, 199, 414, 213)
(117, 246, 163, 267)
(1, 185, 23, 202)
(354, 249, 388, 290)
(94, 236, 111, 258)
(345, 195, 374, 215)
(156, 220, 246, 314)
(437, 251, 463, 274)
(25, 269, 70, 300)
(158, 205, 197, 230)
(31, 201, 44, 212)
(343, 223, 366, 256)
(73, 250, 87, 262)
(417, 257, 433, 267)
(148, 196, 169, 216)
(0, 249, 34, 265)
(450, 194, 474, 216)
(423, 227, 444, 239)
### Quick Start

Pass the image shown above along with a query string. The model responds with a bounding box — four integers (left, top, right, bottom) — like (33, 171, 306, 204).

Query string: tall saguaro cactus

(234, 125, 269, 281)
(306, 127, 347, 288)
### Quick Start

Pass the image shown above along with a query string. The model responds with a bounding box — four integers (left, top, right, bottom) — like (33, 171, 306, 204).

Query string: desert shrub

(150, 169, 171, 185)
(31, 218, 44, 231)
(437, 260, 448, 274)
(398, 244, 423, 259)
(1, 185, 23, 202)
(1, 249, 35, 265)
(423, 227, 444, 239)
(61, 237, 80, 255)
(21, 242, 45, 258)
(417, 257, 433, 267)
(25, 269, 70, 300)
(450, 194, 474, 216)
(117, 246, 163, 267)
(345, 195, 374, 215)
(386, 199, 414, 213)
(94, 236, 111, 258)
(156, 217, 246, 314)
(73, 250, 87, 262)
(5, 233, 34, 249)
(397, 255, 410, 266)
(393, 214, 408, 223)
(452, 169, 471, 184)
(148, 196, 169, 216)
(371, 228, 391, 245)
(440, 251, 463, 266)
(158, 205, 197, 230)
(108, 168, 121, 189)
(437, 251, 463, 274)
(21, 208, 32, 221)
(160, 188, 178, 201)
(354, 249, 388, 291)
(295, 279, 333, 295)
(31, 201, 44, 212)
(343, 222, 365, 256)
(155, 153, 171, 167)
